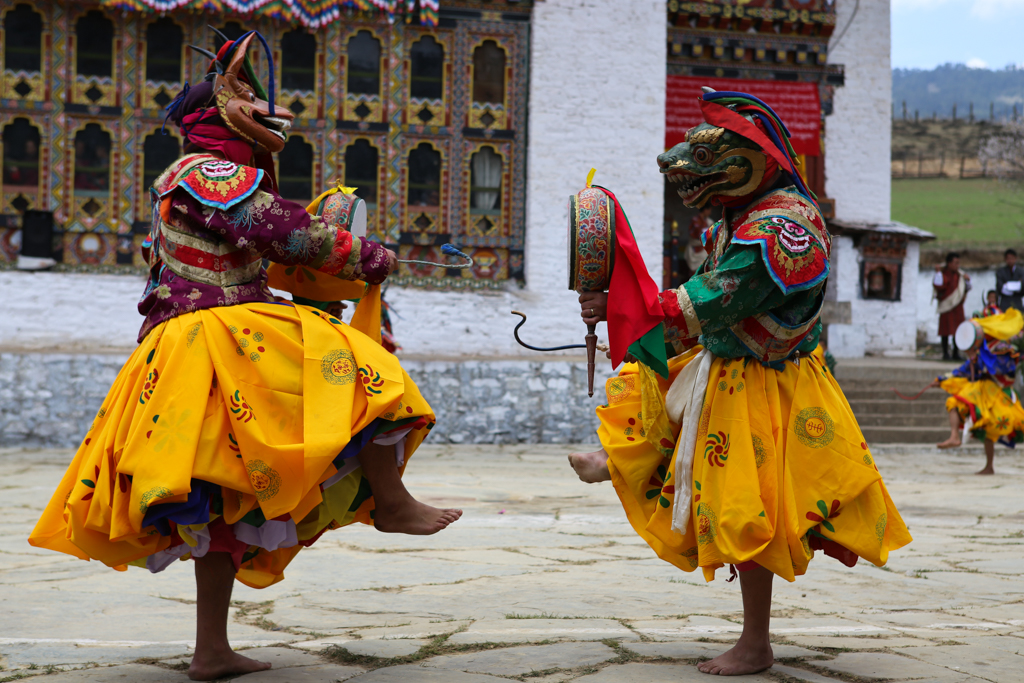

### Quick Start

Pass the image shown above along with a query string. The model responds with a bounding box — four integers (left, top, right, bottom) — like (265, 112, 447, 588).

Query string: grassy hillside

(891, 178, 1024, 247)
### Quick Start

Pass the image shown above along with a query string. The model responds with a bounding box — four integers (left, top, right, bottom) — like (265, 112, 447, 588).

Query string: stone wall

(825, 0, 891, 224)
(0, 351, 614, 448)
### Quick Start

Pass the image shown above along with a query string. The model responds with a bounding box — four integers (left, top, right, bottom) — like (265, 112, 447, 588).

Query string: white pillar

(825, 0, 891, 224)
(387, 0, 666, 357)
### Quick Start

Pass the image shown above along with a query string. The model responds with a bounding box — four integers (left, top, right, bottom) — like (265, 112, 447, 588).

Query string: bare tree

(980, 121, 1024, 183)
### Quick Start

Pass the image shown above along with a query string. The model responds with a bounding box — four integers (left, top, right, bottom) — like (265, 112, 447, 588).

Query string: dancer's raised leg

(568, 448, 611, 483)
(360, 441, 462, 534)
(188, 552, 271, 681)
(697, 565, 775, 676)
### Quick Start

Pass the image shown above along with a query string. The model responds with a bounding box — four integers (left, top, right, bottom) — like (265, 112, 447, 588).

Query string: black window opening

(472, 40, 505, 105)
(213, 22, 245, 50)
(76, 10, 113, 78)
(407, 143, 441, 207)
(2, 117, 41, 189)
(4, 4, 42, 73)
(143, 132, 181, 192)
(347, 30, 381, 96)
(410, 35, 444, 100)
(470, 146, 502, 214)
(278, 136, 313, 203)
(74, 123, 111, 195)
(145, 17, 183, 83)
(344, 139, 379, 207)
(281, 29, 316, 92)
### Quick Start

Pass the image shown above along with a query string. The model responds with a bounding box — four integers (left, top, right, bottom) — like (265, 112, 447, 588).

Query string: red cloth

(181, 109, 253, 166)
(666, 76, 821, 156)
(206, 516, 251, 570)
(602, 186, 665, 368)
(935, 268, 966, 336)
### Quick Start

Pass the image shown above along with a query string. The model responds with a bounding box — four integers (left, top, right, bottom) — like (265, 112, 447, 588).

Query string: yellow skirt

(29, 301, 433, 588)
(941, 376, 1024, 444)
(599, 347, 911, 582)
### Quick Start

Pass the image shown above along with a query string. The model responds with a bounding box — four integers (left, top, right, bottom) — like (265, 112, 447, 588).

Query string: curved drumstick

(510, 310, 587, 352)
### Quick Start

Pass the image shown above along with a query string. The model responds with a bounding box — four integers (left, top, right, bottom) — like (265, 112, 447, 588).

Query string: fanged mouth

(664, 170, 726, 203)
(253, 113, 292, 141)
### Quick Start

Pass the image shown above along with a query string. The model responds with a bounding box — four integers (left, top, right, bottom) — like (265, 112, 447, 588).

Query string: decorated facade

(0, 0, 530, 287)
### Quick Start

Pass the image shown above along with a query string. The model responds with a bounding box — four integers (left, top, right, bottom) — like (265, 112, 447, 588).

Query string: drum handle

(398, 243, 474, 268)
(510, 311, 587, 351)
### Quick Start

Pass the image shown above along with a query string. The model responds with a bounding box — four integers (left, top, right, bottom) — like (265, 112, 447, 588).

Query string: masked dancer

(29, 31, 461, 681)
(568, 89, 911, 676)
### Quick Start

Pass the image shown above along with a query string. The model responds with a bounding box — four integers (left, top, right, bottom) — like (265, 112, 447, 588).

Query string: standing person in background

(682, 206, 713, 282)
(995, 249, 1023, 313)
(934, 252, 970, 361)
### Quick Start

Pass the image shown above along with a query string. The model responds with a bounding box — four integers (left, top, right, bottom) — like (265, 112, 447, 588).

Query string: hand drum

(313, 188, 367, 238)
(568, 186, 616, 293)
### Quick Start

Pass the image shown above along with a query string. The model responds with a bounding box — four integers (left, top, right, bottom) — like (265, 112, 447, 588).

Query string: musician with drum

(931, 309, 1024, 474)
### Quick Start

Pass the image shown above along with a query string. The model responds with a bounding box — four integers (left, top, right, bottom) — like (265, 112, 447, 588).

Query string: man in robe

(995, 248, 1023, 313)
(934, 252, 970, 361)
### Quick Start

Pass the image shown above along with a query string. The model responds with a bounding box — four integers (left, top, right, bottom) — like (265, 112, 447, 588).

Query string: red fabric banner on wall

(666, 76, 822, 156)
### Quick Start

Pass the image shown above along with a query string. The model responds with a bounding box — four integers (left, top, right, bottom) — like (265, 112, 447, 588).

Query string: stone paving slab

(446, 618, 638, 644)
(894, 642, 1024, 682)
(423, 642, 616, 675)
(231, 664, 367, 682)
(814, 651, 964, 679)
(2, 445, 1024, 683)
(346, 665, 510, 681)
(572, 662, 775, 681)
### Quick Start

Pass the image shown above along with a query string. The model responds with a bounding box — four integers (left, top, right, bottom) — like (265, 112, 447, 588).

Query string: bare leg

(359, 441, 462, 535)
(188, 552, 271, 681)
(937, 409, 963, 449)
(697, 565, 775, 676)
(977, 440, 995, 475)
(568, 448, 611, 483)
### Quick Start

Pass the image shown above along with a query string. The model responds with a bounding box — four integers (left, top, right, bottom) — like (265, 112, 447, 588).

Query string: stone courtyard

(1, 443, 1022, 682)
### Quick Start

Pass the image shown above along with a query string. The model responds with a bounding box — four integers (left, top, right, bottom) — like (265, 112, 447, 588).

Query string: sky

(891, 0, 1024, 70)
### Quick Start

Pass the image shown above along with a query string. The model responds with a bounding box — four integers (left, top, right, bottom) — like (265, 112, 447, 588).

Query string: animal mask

(191, 33, 293, 155)
(657, 122, 768, 209)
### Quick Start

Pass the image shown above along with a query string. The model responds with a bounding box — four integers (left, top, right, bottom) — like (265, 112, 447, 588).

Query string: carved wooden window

(145, 18, 183, 84)
(143, 131, 180, 193)
(4, 4, 42, 73)
(76, 11, 113, 78)
(472, 41, 505, 104)
(281, 29, 316, 92)
(2, 117, 40, 189)
(278, 135, 313, 203)
(470, 147, 501, 214)
(407, 143, 441, 207)
(345, 139, 379, 208)
(347, 31, 381, 96)
(213, 22, 245, 50)
(409, 35, 444, 125)
(74, 124, 111, 197)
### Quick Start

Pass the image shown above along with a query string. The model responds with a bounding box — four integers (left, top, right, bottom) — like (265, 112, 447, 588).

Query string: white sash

(665, 349, 715, 534)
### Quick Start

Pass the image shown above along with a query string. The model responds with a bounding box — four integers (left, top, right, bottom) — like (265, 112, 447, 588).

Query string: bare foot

(568, 449, 611, 483)
(188, 649, 271, 681)
(936, 435, 962, 449)
(697, 641, 774, 676)
(976, 466, 995, 475)
(374, 498, 462, 535)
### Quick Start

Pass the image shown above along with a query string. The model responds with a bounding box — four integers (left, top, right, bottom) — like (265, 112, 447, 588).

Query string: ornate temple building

(0, 0, 531, 287)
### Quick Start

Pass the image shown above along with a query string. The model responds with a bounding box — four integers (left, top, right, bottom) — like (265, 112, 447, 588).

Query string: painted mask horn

(212, 33, 294, 155)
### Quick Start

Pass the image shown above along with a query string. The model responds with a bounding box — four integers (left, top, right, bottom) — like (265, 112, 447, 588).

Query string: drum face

(954, 320, 982, 352)
(319, 191, 366, 237)
(567, 187, 615, 292)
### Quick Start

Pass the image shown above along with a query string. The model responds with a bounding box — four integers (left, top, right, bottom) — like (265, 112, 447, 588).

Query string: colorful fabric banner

(667, 76, 822, 156)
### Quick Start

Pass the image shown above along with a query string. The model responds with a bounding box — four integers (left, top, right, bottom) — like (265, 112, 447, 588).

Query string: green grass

(891, 178, 1024, 246)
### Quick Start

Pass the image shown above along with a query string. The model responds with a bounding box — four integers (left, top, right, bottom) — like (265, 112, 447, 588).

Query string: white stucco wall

(386, 0, 666, 357)
(827, 237, 920, 357)
(825, 0, 891, 224)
